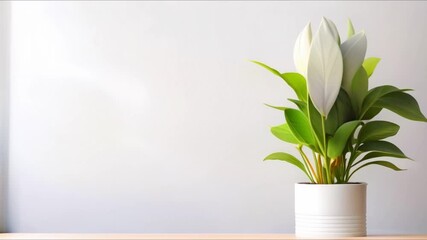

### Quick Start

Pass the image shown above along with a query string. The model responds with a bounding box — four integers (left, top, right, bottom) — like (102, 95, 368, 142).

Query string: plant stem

(316, 153, 323, 184)
(345, 143, 360, 182)
(307, 100, 326, 157)
(321, 116, 332, 183)
(313, 151, 322, 184)
(298, 146, 317, 183)
(340, 155, 346, 182)
(296, 146, 314, 183)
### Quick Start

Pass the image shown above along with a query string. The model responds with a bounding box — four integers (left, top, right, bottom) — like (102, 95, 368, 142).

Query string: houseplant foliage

(253, 17, 427, 184)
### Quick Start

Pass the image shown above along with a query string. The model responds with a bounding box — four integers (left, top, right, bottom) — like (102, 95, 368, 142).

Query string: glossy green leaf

(352, 140, 409, 168)
(350, 66, 369, 115)
(335, 89, 356, 124)
(327, 120, 361, 158)
(362, 107, 382, 120)
(264, 103, 286, 111)
(375, 91, 427, 122)
(264, 152, 307, 174)
(361, 151, 407, 161)
(325, 89, 356, 135)
(288, 99, 307, 115)
(362, 57, 381, 78)
(360, 85, 402, 119)
(347, 19, 355, 38)
(308, 97, 324, 147)
(325, 102, 339, 135)
(251, 60, 281, 77)
(358, 140, 406, 158)
(359, 86, 412, 119)
(281, 73, 308, 102)
(358, 121, 399, 143)
(360, 161, 404, 171)
(285, 109, 316, 146)
(349, 161, 404, 179)
(251, 60, 308, 102)
(271, 124, 299, 144)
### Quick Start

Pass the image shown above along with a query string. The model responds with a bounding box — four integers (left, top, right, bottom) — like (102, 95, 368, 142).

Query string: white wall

(6, 1, 427, 234)
(0, 2, 10, 233)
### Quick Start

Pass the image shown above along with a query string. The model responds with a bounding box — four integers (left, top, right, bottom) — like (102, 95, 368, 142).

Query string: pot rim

(296, 182, 367, 186)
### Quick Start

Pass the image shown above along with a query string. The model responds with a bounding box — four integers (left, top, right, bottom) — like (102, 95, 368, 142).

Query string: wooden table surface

(0, 234, 426, 240)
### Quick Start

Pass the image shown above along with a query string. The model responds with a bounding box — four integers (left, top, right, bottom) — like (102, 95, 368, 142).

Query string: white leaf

(293, 23, 312, 78)
(307, 21, 343, 117)
(320, 17, 340, 44)
(340, 31, 367, 93)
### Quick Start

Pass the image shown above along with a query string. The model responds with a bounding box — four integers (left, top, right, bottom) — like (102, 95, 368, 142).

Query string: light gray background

(3, 1, 427, 234)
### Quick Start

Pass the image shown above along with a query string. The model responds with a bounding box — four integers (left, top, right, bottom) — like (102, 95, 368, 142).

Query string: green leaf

(347, 18, 355, 38)
(350, 67, 368, 115)
(352, 140, 409, 168)
(358, 140, 407, 158)
(308, 97, 324, 147)
(358, 121, 400, 143)
(281, 73, 308, 102)
(360, 85, 402, 119)
(362, 57, 381, 78)
(325, 89, 356, 135)
(362, 107, 382, 120)
(285, 109, 316, 146)
(288, 99, 307, 115)
(325, 103, 339, 135)
(250, 61, 308, 102)
(361, 151, 407, 161)
(375, 91, 427, 122)
(264, 103, 286, 111)
(336, 89, 356, 124)
(271, 124, 299, 144)
(251, 60, 281, 77)
(264, 152, 307, 174)
(349, 161, 404, 179)
(361, 161, 404, 171)
(327, 120, 361, 158)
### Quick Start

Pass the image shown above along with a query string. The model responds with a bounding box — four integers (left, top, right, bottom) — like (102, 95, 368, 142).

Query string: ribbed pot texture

(295, 183, 367, 238)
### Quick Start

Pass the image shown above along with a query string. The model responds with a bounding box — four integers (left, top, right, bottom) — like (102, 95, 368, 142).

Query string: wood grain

(0, 234, 426, 240)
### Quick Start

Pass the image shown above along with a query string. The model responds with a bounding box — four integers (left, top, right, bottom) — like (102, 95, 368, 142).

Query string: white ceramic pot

(295, 183, 367, 238)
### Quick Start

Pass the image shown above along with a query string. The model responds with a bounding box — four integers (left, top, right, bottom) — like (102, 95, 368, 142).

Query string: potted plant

(252, 17, 426, 238)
